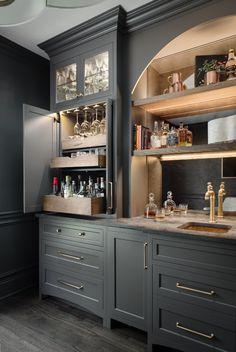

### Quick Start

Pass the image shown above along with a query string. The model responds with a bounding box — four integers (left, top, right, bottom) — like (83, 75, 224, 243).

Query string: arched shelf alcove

(130, 15, 236, 217)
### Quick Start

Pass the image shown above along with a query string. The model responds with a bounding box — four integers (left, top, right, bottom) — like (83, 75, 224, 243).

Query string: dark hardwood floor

(0, 289, 177, 352)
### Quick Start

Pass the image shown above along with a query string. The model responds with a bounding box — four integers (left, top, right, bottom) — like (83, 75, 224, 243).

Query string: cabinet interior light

(160, 150, 236, 161)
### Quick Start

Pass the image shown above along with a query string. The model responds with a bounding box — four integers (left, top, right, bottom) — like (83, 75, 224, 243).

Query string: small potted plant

(197, 58, 226, 85)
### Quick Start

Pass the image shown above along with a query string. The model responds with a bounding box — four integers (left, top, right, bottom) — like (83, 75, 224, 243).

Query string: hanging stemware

(73, 108, 82, 136)
(99, 103, 106, 134)
(90, 104, 101, 135)
(80, 106, 91, 136)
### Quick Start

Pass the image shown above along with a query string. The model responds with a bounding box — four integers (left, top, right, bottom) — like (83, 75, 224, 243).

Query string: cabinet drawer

(42, 221, 104, 247)
(152, 237, 236, 271)
(41, 264, 103, 316)
(41, 239, 104, 276)
(154, 296, 236, 352)
(153, 263, 236, 310)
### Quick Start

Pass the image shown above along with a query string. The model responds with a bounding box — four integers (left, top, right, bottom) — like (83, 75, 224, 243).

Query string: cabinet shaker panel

(23, 104, 59, 213)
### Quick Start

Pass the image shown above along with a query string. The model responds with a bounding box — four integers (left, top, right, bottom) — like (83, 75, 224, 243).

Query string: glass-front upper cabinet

(52, 45, 112, 110)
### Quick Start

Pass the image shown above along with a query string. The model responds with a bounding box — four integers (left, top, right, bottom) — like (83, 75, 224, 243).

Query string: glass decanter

(144, 193, 157, 219)
(163, 191, 176, 212)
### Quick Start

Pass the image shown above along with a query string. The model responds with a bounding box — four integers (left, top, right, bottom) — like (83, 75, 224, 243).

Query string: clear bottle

(161, 122, 169, 148)
(226, 48, 236, 80)
(71, 180, 76, 195)
(184, 125, 193, 146)
(144, 193, 157, 219)
(64, 175, 72, 198)
(178, 122, 186, 146)
(163, 191, 176, 212)
(60, 181, 65, 197)
(167, 126, 178, 147)
(78, 181, 88, 197)
(150, 121, 161, 149)
(99, 177, 105, 197)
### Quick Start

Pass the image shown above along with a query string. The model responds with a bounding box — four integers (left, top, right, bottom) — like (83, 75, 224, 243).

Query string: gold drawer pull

(56, 228, 62, 233)
(57, 279, 84, 291)
(78, 232, 86, 237)
(176, 322, 214, 340)
(176, 282, 215, 296)
(144, 242, 148, 269)
(57, 251, 84, 261)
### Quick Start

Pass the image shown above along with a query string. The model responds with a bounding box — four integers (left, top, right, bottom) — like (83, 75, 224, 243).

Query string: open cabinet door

(23, 104, 59, 213)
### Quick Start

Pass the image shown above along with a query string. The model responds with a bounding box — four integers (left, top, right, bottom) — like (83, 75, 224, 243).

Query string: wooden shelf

(50, 155, 106, 168)
(133, 141, 236, 160)
(43, 195, 104, 216)
(133, 80, 236, 119)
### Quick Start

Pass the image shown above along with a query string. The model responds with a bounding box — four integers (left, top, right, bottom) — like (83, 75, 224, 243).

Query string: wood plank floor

(0, 289, 177, 352)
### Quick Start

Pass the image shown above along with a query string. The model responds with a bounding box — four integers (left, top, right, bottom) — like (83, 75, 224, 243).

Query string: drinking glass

(90, 104, 101, 135)
(73, 108, 81, 136)
(99, 103, 106, 134)
(80, 106, 91, 136)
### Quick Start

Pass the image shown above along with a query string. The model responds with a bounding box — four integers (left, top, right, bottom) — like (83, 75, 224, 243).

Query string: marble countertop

(38, 210, 236, 241)
(114, 211, 236, 240)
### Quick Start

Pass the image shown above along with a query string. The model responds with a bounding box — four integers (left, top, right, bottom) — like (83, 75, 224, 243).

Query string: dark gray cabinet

(39, 216, 105, 319)
(149, 232, 236, 352)
(52, 43, 113, 111)
(106, 227, 148, 331)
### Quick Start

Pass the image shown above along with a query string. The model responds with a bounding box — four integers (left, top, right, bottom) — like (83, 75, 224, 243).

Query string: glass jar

(144, 193, 157, 219)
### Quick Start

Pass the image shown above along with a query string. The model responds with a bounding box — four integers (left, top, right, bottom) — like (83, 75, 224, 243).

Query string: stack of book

(133, 124, 151, 150)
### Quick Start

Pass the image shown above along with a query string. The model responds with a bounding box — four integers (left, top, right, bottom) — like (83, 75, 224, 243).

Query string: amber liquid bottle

(178, 122, 186, 146)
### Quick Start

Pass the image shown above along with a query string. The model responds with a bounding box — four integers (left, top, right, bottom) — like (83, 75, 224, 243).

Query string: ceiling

(0, 0, 151, 59)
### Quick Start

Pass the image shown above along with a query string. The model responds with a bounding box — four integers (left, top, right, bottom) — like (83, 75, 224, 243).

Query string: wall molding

(126, 0, 215, 33)
(39, 5, 126, 57)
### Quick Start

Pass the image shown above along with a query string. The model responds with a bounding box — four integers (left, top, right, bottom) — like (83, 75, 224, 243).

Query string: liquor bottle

(161, 122, 169, 148)
(144, 193, 157, 219)
(178, 122, 186, 146)
(71, 180, 76, 195)
(167, 126, 178, 147)
(52, 176, 59, 195)
(60, 181, 65, 197)
(150, 121, 161, 149)
(163, 191, 176, 212)
(87, 176, 94, 197)
(226, 48, 236, 80)
(78, 181, 88, 197)
(184, 125, 193, 146)
(100, 177, 105, 197)
(64, 175, 72, 199)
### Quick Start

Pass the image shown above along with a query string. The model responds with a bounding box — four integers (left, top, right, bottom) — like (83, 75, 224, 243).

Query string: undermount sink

(178, 222, 232, 233)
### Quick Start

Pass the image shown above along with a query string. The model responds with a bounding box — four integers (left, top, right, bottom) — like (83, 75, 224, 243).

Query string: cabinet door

(23, 104, 59, 212)
(107, 228, 148, 331)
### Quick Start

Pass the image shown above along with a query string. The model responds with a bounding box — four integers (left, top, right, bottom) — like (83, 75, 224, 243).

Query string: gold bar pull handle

(176, 282, 215, 296)
(176, 322, 214, 340)
(57, 251, 84, 261)
(144, 242, 148, 269)
(57, 279, 84, 291)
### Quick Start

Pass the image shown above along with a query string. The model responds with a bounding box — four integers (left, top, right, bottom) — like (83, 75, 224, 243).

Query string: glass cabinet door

(84, 51, 109, 96)
(56, 63, 77, 103)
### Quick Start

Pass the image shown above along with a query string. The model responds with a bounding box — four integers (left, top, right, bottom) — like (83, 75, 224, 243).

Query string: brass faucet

(218, 182, 226, 218)
(205, 182, 216, 223)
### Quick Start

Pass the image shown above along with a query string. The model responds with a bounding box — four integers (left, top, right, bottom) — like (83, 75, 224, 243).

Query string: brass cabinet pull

(176, 322, 214, 340)
(57, 279, 84, 291)
(57, 251, 84, 261)
(144, 242, 148, 269)
(56, 228, 61, 233)
(176, 282, 215, 296)
(77, 232, 86, 237)
(107, 181, 113, 211)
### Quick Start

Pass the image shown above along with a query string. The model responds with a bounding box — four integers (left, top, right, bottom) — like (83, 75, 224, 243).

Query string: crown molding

(126, 0, 215, 33)
(39, 5, 126, 57)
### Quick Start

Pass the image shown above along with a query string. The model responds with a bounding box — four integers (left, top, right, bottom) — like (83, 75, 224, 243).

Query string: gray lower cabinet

(106, 227, 148, 331)
(149, 232, 236, 352)
(39, 216, 105, 319)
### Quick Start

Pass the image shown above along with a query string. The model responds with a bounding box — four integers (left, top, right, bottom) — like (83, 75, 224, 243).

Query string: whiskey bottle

(184, 125, 193, 146)
(150, 121, 161, 149)
(161, 122, 169, 148)
(178, 122, 186, 146)
(163, 191, 176, 212)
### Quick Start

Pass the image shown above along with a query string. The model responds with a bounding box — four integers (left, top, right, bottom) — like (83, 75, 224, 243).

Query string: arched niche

(132, 15, 236, 101)
(130, 15, 236, 217)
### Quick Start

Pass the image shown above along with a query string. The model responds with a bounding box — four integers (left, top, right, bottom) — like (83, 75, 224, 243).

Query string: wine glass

(99, 103, 106, 134)
(73, 108, 81, 136)
(90, 104, 101, 135)
(80, 106, 91, 136)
